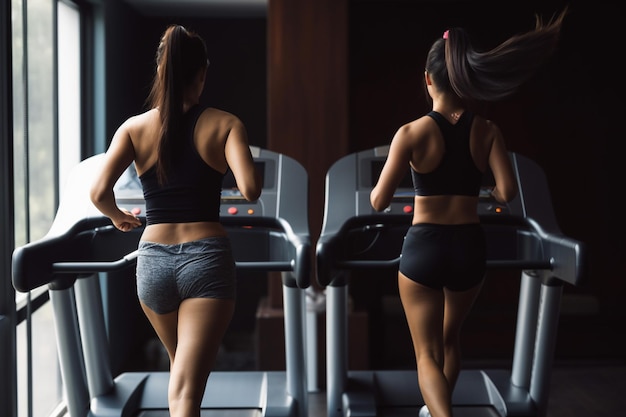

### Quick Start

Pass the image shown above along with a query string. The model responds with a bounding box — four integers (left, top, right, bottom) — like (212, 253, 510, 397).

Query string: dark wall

(104, 1, 267, 149)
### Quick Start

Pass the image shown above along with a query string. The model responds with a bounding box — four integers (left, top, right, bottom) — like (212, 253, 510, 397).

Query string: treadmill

(316, 146, 587, 417)
(12, 146, 311, 417)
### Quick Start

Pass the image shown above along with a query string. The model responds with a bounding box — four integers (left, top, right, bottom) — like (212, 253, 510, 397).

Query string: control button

(247, 209, 255, 215)
(228, 207, 238, 215)
(131, 207, 142, 215)
(495, 206, 503, 214)
(403, 205, 413, 214)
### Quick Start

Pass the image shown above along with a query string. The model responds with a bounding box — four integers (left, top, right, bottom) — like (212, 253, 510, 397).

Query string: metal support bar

(49, 289, 90, 417)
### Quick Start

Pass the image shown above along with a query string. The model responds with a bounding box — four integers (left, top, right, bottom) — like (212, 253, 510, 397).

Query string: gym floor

(306, 361, 626, 417)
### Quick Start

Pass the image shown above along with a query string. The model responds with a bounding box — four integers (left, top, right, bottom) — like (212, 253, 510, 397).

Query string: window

(58, 1, 82, 197)
(12, 0, 82, 416)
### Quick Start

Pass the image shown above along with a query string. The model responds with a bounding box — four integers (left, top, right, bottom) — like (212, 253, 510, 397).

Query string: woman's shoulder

(400, 114, 437, 134)
(117, 109, 159, 136)
(396, 114, 440, 143)
(124, 108, 158, 126)
(199, 107, 243, 126)
(469, 113, 505, 151)
(470, 114, 502, 135)
(196, 108, 246, 140)
(200, 106, 237, 119)
(390, 115, 441, 155)
(470, 113, 498, 127)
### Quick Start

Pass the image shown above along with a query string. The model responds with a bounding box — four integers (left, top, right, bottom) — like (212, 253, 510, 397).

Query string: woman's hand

(111, 208, 142, 232)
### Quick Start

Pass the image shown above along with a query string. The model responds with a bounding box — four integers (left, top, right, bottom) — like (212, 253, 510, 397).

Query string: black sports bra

(139, 105, 225, 225)
(411, 111, 483, 196)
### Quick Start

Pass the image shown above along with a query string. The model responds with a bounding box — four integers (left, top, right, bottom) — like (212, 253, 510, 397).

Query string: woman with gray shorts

(90, 25, 261, 417)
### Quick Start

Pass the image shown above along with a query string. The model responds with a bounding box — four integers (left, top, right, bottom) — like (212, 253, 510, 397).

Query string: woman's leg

(141, 297, 235, 417)
(398, 272, 452, 417)
(442, 281, 483, 392)
(141, 302, 178, 363)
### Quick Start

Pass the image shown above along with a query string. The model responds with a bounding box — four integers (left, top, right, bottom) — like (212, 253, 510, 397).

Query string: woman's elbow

(90, 180, 115, 207)
(89, 185, 104, 205)
(493, 186, 518, 203)
(240, 185, 261, 202)
(249, 188, 262, 202)
(370, 193, 387, 212)
(502, 189, 518, 203)
(242, 170, 262, 201)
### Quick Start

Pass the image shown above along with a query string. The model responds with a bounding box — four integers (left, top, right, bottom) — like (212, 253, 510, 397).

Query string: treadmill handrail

(13, 215, 311, 292)
(52, 250, 139, 273)
(316, 214, 584, 287)
(51, 251, 295, 274)
(12, 217, 127, 292)
(333, 258, 553, 270)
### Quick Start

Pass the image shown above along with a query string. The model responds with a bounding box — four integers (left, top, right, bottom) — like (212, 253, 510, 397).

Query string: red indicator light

(403, 205, 413, 213)
(132, 207, 142, 215)
(228, 207, 238, 215)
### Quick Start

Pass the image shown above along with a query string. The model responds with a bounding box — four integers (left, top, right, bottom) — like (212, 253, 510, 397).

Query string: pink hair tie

(443, 30, 449, 39)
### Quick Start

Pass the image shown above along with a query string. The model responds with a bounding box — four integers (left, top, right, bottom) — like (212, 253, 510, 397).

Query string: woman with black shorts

(370, 8, 567, 417)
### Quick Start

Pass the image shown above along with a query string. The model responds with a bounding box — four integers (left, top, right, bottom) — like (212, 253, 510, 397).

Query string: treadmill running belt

(378, 406, 502, 417)
(135, 411, 262, 417)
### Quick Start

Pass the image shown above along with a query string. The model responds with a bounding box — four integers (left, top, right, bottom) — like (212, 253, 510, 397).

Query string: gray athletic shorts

(136, 236, 236, 314)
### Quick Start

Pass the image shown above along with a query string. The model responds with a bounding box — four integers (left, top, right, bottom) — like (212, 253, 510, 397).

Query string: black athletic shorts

(398, 223, 486, 291)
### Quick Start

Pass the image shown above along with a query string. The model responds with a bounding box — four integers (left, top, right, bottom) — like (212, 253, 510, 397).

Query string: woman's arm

(90, 121, 143, 232)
